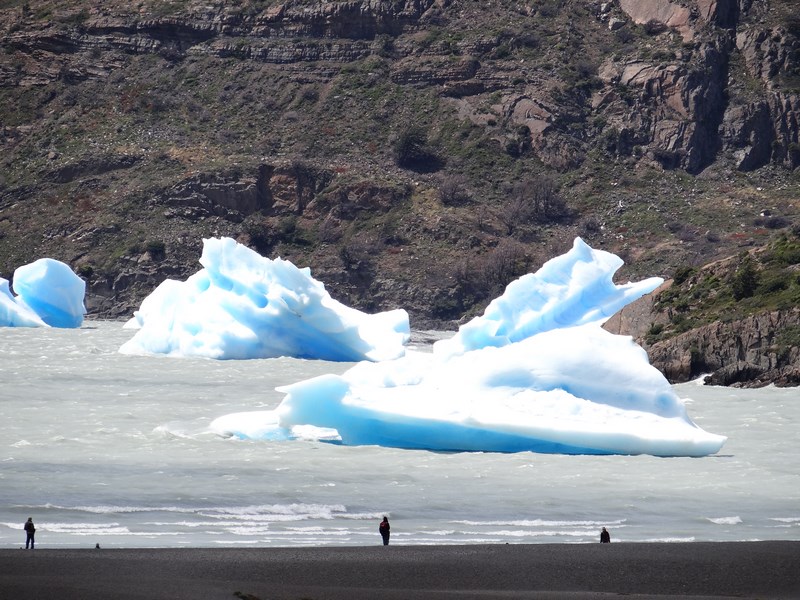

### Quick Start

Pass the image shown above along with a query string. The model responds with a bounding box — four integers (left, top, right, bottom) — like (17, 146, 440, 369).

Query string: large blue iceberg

(1, 258, 86, 328)
(120, 237, 410, 361)
(211, 239, 727, 457)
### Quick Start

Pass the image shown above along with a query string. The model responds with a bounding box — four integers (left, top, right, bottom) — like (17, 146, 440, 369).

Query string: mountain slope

(1, 0, 799, 382)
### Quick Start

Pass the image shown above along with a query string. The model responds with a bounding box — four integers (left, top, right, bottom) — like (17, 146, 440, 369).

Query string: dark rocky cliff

(1, 0, 799, 383)
(605, 234, 800, 387)
(650, 307, 800, 387)
(607, 292, 800, 388)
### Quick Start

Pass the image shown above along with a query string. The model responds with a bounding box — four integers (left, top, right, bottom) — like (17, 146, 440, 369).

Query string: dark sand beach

(2, 542, 798, 599)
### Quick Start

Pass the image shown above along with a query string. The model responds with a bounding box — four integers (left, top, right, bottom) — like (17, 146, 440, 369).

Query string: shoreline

(2, 541, 799, 599)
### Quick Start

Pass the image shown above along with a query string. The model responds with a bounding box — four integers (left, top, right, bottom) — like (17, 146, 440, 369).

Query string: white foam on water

(44, 524, 132, 535)
(770, 517, 800, 524)
(463, 529, 598, 538)
(707, 516, 743, 525)
(452, 519, 626, 527)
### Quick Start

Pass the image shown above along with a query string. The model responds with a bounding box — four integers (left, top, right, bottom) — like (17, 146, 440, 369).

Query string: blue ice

(1, 258, 86, 328)
(211, 238, 727, 457)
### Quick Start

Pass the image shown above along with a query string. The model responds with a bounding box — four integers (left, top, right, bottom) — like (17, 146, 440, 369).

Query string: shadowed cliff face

(599, 0, 799, 173)
(0, 0, 799, 383)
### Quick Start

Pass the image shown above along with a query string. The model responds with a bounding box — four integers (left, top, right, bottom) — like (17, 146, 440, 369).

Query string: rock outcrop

(589, 0, 800, 173)
(2, 0, 798, 174)
(606, 250, 800, 389)
(162, 177, 264, 221)
(648, 308, 800, 387)
(724, 24, 800, 170)
(617, 0, 694, 41)
(595, 38, 729, 174)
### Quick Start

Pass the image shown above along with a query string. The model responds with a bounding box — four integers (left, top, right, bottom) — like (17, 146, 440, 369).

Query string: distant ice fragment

(120, 237, 410, 361)
(1, 259, 86, 328)
(209, 409, 340, 442)
(213, 237, 726, 457)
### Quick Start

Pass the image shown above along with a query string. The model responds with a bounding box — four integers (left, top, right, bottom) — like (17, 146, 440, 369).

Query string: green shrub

(673, 265, 695, 285)
(645, 322, 664, 344)
(145, 240, 166, 259)
(244, 221, 273, 256)
(77, 264, 94, 278)
(758, 273, 790, 294)
(731, 255, 759, 300)
(392, 126, 442, 172)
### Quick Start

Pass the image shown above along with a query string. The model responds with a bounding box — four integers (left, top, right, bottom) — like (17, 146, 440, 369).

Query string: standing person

(379, 516, 390, 545)
(600, 527, 610, 543)
(24, 518, 36, 549)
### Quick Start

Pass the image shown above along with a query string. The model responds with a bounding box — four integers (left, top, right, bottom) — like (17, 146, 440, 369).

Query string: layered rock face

(590, 0, 799, 173)
(1, 0, 440, 75)
(1, 0, 796, 173)
(649, 308, 800, 387)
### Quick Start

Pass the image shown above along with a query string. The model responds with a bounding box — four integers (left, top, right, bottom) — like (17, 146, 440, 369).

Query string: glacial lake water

(1, 321, 798, 548)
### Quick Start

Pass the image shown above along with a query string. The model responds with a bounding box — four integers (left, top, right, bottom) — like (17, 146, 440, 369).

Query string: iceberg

(1, 258, 86, 328)
(211, 239, 726, 457)
(120, 237, 410, 361)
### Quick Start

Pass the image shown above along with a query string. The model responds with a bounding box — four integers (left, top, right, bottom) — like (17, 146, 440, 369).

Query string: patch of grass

(653, 232, 800, 339)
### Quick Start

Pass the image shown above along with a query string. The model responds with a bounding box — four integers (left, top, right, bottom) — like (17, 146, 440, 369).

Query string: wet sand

(1, 541, 799, 599)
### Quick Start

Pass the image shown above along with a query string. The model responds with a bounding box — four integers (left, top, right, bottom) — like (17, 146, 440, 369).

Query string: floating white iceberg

(120, 237, 410, 361)
(0, 258, 85, 328)
(211, 238, 727, 457)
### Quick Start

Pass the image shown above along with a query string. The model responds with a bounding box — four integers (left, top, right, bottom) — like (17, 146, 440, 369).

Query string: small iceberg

(120, 237, 409, 361)
(1, 258, 86, 328)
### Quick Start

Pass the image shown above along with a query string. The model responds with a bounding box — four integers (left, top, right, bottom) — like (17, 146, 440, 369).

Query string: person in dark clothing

(379, 516, 390, 545)
(600, 527, 610, 543)
(24, 518, 35, 549)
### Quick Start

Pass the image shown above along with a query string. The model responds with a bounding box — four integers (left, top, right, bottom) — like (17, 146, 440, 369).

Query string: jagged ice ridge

(120, 236, 410, 361)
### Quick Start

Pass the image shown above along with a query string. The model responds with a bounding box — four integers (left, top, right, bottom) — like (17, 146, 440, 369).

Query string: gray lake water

(1, 321, 798, 548)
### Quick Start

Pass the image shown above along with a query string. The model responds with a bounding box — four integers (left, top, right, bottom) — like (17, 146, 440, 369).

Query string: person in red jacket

(379, 516, 390, 545)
